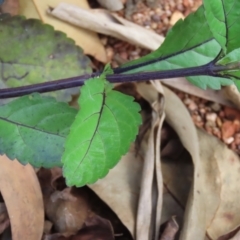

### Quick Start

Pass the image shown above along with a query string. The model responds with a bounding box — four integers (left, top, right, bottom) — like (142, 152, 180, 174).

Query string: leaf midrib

(77, 91, 106, 167)
(0, 116, 66, 138)
(116, 39, 214, 73)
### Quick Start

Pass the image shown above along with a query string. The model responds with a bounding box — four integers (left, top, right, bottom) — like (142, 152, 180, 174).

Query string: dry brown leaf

(224, 85, 240, 108)
(89, 144, 143, 237)
(157, 85, 240, 239)
(45, 187, 92, 234)
(139, 82, 205, 238)
(136, 81, 165, 240)
(197, 130, 240, 239)
(0, 155, 44, 240)
(48, 3, 164, 51)
(19, 0, 107, 62)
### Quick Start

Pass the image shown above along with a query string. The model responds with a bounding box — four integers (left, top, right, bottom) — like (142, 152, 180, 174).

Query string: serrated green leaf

(0, 93, 77, 167)
(217, 49, 240, 65)
(232, 77, 240, 91)
(203, 0, 227, 51)
(204, 0, 240, 53)
(0, 15, 92, 101)
(116, 6, 230, 89)
(118, 6, 215, 73)
(62, 73, 142, 187)
(187, 75, 233, 90)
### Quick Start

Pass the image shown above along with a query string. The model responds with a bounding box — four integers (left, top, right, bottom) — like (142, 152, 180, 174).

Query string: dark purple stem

(0, 62, 223, 99)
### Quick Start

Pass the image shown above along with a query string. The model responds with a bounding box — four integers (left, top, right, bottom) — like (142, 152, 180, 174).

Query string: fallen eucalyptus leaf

(48, 3, 164, 51)
(0, 155, 44, 240)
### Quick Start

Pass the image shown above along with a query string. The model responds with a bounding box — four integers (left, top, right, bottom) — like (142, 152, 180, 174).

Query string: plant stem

(0, 61, 230, 99)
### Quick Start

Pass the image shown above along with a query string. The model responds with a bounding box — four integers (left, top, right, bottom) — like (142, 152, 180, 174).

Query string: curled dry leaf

(161, 85, 240, 239)
(19, 0, 107, 62)
(197, 130, 240, 239)
(0, 155, 44, 240)
(48, 3, 164, 51)
(45, 187, 93, 234)
(136, 81, 165, 240)
(89, 144, 143, 237)
(224, 85, 240, 108)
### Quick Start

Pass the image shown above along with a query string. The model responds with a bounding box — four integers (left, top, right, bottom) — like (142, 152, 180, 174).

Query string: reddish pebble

(224, 106, 240, 120)
(222, 121, 236, 139)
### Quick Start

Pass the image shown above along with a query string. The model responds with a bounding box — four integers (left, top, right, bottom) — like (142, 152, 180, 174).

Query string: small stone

(106, 47, 114, 61)
(224, 137, 234, 145)
(210, 103, 221, 112)
(206, 113, 217, 122)
(151, 22, 158, 29)
(170, 11, 184, 25)
(233, 119, 240, 131)
(222, 121, 236, 139)
(205, 121, 216, 128)
(183, 98, 192, 105)
(199, 108, 206, 115)
(192, 114, 201, 122)
(188, 101, 197, 111)
(151, 14, 160, 22)
(219, 111, 225, 118)
(216, 117, 222, 128)
(224, 106, 240, 120)
(120, 51, 128, 60)
(195, 122, 204, 128)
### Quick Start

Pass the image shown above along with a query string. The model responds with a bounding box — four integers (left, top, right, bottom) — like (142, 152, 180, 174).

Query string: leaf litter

(2, 0, 240, 240)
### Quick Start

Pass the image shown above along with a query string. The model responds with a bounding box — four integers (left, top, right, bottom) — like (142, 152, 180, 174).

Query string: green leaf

(203, 0, 227, 51)
(0, 15, 92, 101)
(62, 69, 142, 187)
(217, 49, 240, 65)
(187, 76, 232, 90)
(116, 6, 230, 89)
(0, 93, 77, 167)
(204, 0, 240, 53)
(118, 6, 215, 73)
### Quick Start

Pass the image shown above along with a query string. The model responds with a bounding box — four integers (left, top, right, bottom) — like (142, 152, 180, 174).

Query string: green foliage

(217, 49, 240, 91)
(0, 93, 76, 167)
(120, 6, 213, 72)
(0, 15, 92, 102)
(203, 0, 227, 51)
(62, 67, 142, 187)
(117, 6, 233, 89)
(1, 0, 240, 187)
(203, 0, 240, 53)
(217, 49, 240, 65)
(202, 0, 240, 92)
